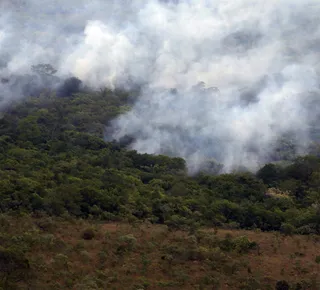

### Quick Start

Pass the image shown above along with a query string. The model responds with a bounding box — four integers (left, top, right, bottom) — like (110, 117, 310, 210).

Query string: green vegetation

(0, 90, 319, 235)
(0, 88, 319, 288)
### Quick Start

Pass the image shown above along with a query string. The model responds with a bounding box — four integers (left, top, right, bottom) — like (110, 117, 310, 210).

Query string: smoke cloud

(1, 0, 320, 172)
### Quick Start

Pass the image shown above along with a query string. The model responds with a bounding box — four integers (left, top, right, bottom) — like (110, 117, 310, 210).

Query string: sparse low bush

(82, 228, 96, 240)
(80, 250, 91, 263)
(73, 275, 100, 290)
(296, 225, 317, 235)
(53, 253, 69, 269)
(39, 234, 56, 249)
(232, 236, 258, 254)
(0, 246, 30, 286)
(0, 215, 10, 231)
(224, 222, 240, 229)
(35, 217, 55, 232)
(165, 215, 189, 231)
(239, 277, 261, 290)
(276, 280, 290, 290)
(280, 223, 296, 236)
(98, 250, 108, 265)
(116, 234, 137, 254)
(219, 234, 234, 252)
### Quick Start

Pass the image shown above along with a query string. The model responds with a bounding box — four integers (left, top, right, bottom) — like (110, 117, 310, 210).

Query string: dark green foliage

(0, 90, 319, 234)
(280, 223, 296, 236)
(231, 236, 258, 253)
(57, 77, 82, 97)
(82, 228, 96, 240)
(116, 234, 137, 254)
(275, 280, 290, 290)
(218, 235, 257, 253)
(0, 246, 30, 287)
(257, 163, 283, 186)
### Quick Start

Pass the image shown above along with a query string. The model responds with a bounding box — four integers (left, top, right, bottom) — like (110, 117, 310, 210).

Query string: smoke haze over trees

(1, 3, 320, 288)
(1, 0, 320, 172)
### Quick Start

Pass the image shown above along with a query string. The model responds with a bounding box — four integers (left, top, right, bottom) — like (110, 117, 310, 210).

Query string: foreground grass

(0, 214, 319, 289)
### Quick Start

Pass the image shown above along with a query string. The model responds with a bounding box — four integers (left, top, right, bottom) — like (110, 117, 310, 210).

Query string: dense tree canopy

(0, 88, 319, 234)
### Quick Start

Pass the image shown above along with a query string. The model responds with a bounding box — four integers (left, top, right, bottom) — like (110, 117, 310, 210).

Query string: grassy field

(0, 214, 319, 289)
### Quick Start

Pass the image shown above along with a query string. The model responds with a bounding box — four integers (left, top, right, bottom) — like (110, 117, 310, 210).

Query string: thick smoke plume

(1, 0, 320, 172)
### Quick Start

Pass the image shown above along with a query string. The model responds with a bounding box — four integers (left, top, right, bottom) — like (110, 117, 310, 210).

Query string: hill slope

(0, 90, 319, 289)
(1, 215, 320, 289)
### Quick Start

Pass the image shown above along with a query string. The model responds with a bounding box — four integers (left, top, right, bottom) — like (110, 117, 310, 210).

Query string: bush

(82, 228, 96, 240)
(116, 234, 137, 254)
(219, 235, 258, 254)
(232, 236, 258, 254)
(296, 225, 317, 235)
(0, 246, 30, 285)
(280, 223, 296, 236)
(0, 215, 10, 231)
(165, 215, 189, 231)
(276, 280, 290, 290)
(53, 253, 69, 269)
(294, 280, 313, 290)
(219, 234, 234, 252)
(35, 217, 55, 232)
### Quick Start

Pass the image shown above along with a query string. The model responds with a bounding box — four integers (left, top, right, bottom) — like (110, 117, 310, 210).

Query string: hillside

(1, 215, 320, 289)
(0, 90, 319, 289)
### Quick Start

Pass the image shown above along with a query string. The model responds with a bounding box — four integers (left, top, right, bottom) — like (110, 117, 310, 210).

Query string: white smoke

(1, 0, 320, 172)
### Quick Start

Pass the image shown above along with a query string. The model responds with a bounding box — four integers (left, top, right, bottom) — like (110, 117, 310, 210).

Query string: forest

(0, 85, 319, 233)
(0, 83, 320, 289)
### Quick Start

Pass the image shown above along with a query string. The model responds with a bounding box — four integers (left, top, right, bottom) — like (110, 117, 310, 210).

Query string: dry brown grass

(1, 215, 319, 289)
(265, 188, 291, 199)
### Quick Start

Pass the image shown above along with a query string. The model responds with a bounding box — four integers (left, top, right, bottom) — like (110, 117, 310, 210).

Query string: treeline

(0, 90, 319, 234)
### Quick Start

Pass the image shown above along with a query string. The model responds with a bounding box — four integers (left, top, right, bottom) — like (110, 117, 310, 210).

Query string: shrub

(80, 251, 91, 263)
(0, 215, 10, 231)
(165, 215, 189, 231)
(276, 280, 290, 290)
(280, 223, 296, 236)
(35, 217, 55, 232)
(73, 275, 100, 290)
(224, 222, 240, 230)
(82, 228, 96, 240)
(296, 225, 317, 235)
(220, 235, 258, 254)
(116, 234, 137, 254)
(196, 231, 219, 247)
(39, 234, 56, 249)
(0, 246, 30, 285)
(219, 234, 234, 252)
(53, 253, 69, 269)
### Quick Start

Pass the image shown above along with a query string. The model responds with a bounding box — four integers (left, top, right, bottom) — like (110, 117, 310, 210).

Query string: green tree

(0, 247, 30, 288)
